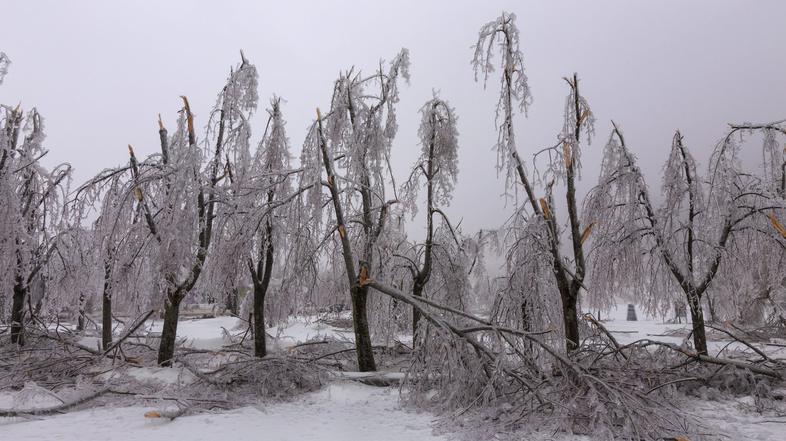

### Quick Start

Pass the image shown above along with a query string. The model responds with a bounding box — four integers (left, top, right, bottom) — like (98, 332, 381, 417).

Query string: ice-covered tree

(584, 122, 786, 354)
(128, 54, 258, 365)
(400, 95, 459, 343)
(299, 49, 409, 371)
(473, 12, 594, 351)
(1, 99, 71, 344)
(219, 96, 296, 357)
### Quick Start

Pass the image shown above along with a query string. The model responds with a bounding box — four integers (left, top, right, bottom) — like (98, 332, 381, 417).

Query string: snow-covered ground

(0, 382, 447, 441)
(147, 314, 351, 350)
(4, 302, 786, 440)
(602, 303, 786, 358)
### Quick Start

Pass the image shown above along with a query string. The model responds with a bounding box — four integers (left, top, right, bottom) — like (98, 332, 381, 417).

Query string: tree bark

(688, 293, 708, 355)
(351, 283, 377, 372)
(412, 281, 425, 343)
(101, 256, 113, 351)
(252, 221, 274, 358)
(157, 293, 183, 366)
(562, 74, 587, 353)
(252, 282, 267, 357)
(561, 292, 580, 352)
(10, 278, 26, 345)
(704, 294, 717, 324)
(226, 289, 239, 316)
(76, 286, 87, 332)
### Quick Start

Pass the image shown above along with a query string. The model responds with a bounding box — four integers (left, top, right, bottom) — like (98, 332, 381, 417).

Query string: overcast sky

(2, 0, 785, 237)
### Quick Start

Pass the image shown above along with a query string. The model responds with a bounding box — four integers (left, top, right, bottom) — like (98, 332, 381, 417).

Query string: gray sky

(2, 0, 786, 237)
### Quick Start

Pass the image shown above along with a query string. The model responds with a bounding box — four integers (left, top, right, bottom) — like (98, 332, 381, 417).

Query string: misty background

(1, 0, 785, 242)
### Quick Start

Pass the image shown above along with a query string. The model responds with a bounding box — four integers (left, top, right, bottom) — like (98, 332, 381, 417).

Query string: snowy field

(600, 304, 786, 441)
(3, 303, 786, 441)
(1, 382, 447, 441)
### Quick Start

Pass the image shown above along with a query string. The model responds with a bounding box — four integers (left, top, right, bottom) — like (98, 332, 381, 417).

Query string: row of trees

(2, 12, 785, 370)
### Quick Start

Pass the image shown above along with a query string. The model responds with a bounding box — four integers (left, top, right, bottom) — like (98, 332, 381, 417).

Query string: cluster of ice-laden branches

(472, 12, 532, 196)
(368, 277, 785, 440)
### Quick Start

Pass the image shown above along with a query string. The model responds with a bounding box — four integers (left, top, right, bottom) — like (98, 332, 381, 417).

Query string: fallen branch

(103, 309, 155, 356)
(625, 339, 783, 379)
(704, 323, 779, 364)
(0, 388, 109, 417)
(584, 313, 628, 360)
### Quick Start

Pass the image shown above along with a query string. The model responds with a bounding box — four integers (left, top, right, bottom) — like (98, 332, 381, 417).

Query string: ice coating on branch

(472, 12, 532, 192)
(212, 58, 258, 185)
(401, 95, 459, 218)
(298, 123, 325, 234)
(540, 77, 595, 183)
(325, 48, 410, 190)
(471, 13, 531, 112)
(258, 97, 292, 189)
(491, 211, 562, 342)
(761, 128, 784, 194)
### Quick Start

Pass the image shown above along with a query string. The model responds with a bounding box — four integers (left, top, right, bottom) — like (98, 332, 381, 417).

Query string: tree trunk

(561, 291, 580, 352)
(688, 293, 708, 355)
(252, 218, 274, 358)
(351, 284, 376, 372)
(704, 293, 717, 323)
(101, 258, 113, 351)
(157, 293, 182, 366)
(226, 289, 239, 316)
(412, 281, 425, 343)
(10, 279, 26, 345)
(76, 290, 86, 332)
(521, 299, 531, 332)
(252, 282, 267, 357)
(315, 109, 377, 371)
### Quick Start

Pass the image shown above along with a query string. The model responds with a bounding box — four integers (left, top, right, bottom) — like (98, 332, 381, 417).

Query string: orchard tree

(44, 223, 96, 332)
(299, 49, 410, 371)
(1, 102, 71, 345)
(129, 55, 258, 365)
(67, 156, 158, 350)
(93, 175, 149, 349)
(472, 12, 595, 351)
(584, 122, 786, 355)
(220, 96, 296, 357)
(400, 95, 459, 343)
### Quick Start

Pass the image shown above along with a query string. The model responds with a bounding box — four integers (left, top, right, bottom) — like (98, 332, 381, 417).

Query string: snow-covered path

(0, 382, 447, 441)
